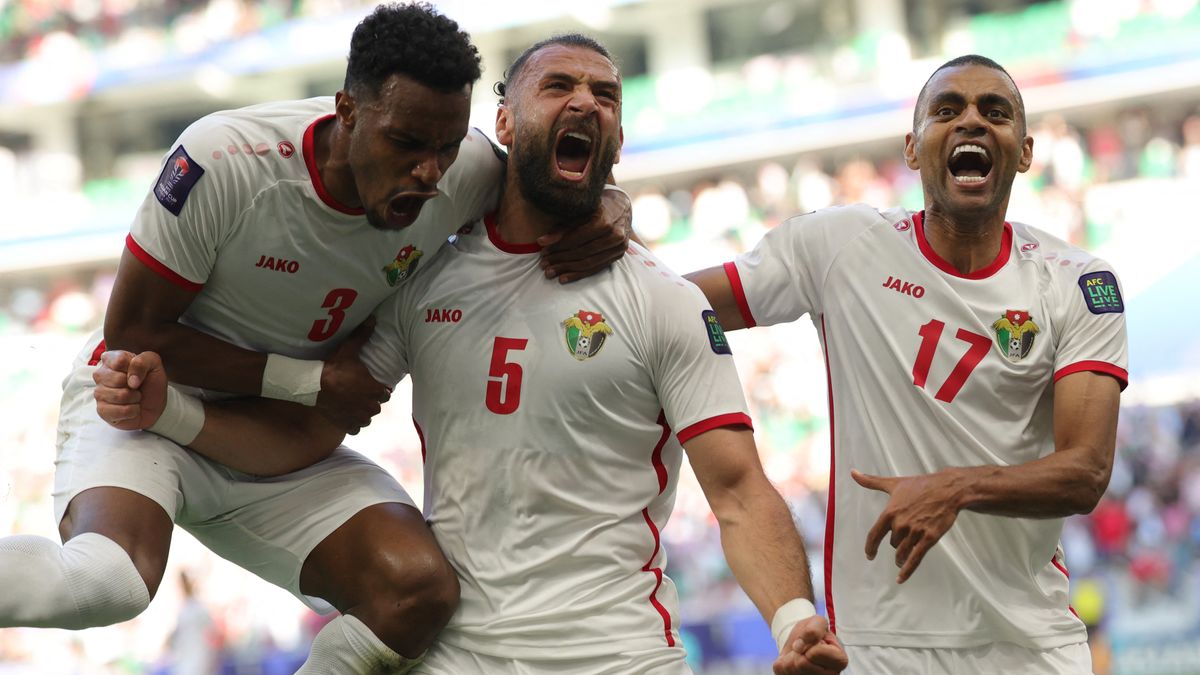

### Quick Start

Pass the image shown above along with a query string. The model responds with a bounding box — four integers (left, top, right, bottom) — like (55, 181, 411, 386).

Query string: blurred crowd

(2, 103, 1200, 674)
(0, 0, 377, 65)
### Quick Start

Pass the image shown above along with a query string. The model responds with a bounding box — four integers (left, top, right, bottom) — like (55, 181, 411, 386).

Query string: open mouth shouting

(385, 191, 438, 229)
(554, 128, 595, 182)
(948, 143, 992, 186)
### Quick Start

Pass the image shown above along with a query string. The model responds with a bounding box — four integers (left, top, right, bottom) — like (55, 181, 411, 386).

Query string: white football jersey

(360, 216, 752, 660)
(727, 204, 1128, 650)
(84, 97, 502, 364)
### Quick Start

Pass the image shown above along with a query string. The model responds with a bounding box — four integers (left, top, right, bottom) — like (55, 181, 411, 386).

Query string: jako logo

(425, 308, 462, 323)
(882, 275, 925, 297)
(255, 255, 299, 273)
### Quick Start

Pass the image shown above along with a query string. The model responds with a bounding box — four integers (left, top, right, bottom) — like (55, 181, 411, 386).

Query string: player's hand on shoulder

(315, 318, 391, 434)
(93, 349, 169, 430)
(537, 186, 632, 283)
(772, 616, 848, 674)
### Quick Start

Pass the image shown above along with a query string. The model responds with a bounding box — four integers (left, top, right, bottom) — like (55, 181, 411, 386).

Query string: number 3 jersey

(725, 204, 1128, 650)
(359, 216, 752, 660)
(78, 97, 502, 366)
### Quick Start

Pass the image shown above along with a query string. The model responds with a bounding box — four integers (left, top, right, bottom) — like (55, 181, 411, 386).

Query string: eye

(546, 81, 569, 91)
(935, 106, 956, 117)
(987, 109, 1009, 119)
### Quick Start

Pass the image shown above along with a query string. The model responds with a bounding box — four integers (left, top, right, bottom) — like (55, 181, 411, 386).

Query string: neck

(493, 172, 563, 244)
(314, 117, 361, 209)
(921, 204, 1009, 275)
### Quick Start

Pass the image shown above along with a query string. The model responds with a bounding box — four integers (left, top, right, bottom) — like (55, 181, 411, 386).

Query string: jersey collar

(303, 115, 365, 216)
(485, 213, 542, 254)
(913, 210, 1012, 280)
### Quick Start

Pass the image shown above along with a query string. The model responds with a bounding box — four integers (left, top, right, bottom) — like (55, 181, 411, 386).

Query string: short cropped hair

(345, 2, 481, 98)
(913, 54, 1026, 134)
(494, 33, 615, 101)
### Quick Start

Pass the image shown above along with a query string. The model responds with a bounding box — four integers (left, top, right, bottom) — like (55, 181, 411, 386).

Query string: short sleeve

(728, 212, 823, 328)
(646, 277, 752, 444)
(360, 292, 412, 389)
(1053, 259, 1129, 388)
(128, 120, 241, 290)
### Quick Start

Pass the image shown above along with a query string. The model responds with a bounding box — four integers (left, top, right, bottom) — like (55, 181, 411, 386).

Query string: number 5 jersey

(723, 204, 1128, 651)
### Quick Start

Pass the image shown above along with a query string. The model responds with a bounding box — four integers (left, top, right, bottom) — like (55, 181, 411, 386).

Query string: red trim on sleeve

(303, 115, 365, 216)
(820, 315, 838, 633)
(722, 261, 757, 328)
(914, 211, 1012, 279)
(675, 412, 753, 445)
(126, 234, 204, 292)
(1054, 361, 1129, 391)
(87, 339, 107, 367)
(485, 213, 541, 254)
(641, 411, 676, 647)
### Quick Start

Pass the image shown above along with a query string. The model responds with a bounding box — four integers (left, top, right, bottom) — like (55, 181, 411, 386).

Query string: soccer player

(94, 34, 849, 675)
(0, 5, 631, 674)
(686, 55, 1127, 674)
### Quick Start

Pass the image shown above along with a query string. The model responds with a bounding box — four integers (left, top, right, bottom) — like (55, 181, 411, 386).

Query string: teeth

(954, 175, 986, 183)
(953, 144, 988, 158)
(565, 131, 592, 144)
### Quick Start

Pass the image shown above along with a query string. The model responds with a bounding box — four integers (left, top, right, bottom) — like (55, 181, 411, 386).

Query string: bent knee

(375, 548, 459, 625)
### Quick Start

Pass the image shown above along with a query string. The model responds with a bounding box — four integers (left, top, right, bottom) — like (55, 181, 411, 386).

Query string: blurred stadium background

(1, 0, 1199, 673)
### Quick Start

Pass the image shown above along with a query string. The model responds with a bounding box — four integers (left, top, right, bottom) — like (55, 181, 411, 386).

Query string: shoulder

(775, 203, 903, 242)
(171, 98, 329, 190)
(617, 243, 711, 312)
(1011, 221, 1118, 277)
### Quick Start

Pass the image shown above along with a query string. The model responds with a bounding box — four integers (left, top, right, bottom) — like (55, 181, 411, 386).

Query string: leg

(180, 448, 455, 674)
(0, 358, 183, 630)
(0, 486, 168, 628)
(298, 502, 458, 668)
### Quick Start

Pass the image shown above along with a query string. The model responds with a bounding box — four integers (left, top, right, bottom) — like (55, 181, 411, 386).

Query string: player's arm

(684, 427, 846, 674)
(853, 371, 1121, 583)
(94, 349, 347, 476)
(683, 265, 748, 331)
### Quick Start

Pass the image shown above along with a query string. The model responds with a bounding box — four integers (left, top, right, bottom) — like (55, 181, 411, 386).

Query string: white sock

(0, 532, 151, 629)
(297, 614, 423, 675)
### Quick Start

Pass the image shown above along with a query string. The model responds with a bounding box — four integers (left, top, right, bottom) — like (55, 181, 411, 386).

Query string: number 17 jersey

(725, 204, 1128, 650)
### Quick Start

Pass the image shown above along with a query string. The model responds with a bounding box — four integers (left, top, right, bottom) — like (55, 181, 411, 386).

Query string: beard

(512, 120, 619, 223)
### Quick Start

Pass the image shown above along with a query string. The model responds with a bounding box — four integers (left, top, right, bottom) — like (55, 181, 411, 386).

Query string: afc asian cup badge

(992, 309, 1040, 362)
(382, 245, 422, 286)
(562, 310, 613, 361)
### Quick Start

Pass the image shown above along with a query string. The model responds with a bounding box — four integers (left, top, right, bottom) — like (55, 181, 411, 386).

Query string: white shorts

(846, 641, 1092, 675)
(53, 360, 416, 613)
(412, 640, 693, 675)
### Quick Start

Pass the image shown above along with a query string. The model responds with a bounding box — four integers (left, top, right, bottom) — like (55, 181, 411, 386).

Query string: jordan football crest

(382, 245, 422, 286)
(992, 309, 1039, 362)
(562, 310, 613, 361)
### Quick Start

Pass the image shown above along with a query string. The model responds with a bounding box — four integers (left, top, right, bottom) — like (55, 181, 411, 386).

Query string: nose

(412, 152, 443, 188)
(956, 104, 986, 133)
(566, 87, 598, 116)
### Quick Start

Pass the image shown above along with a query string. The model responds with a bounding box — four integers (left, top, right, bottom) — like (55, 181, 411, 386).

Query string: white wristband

(771, 598, 817, 653)
(603, 183, 629, 200)
(147, 386, 205, 446)
(261, 353, 322, 406)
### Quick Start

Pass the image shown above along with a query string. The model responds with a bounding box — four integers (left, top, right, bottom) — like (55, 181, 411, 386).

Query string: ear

(1017, 133, 1034, 174)
(903, 131, 919, 170)
(495, 103, 514, 147)
(335, 91, 357, 130)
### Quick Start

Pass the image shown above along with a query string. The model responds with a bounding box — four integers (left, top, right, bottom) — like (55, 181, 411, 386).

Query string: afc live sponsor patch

(1078, 271, 1124, 314)
(703, 310, 732, 355)
(154, 145, 205, 216)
